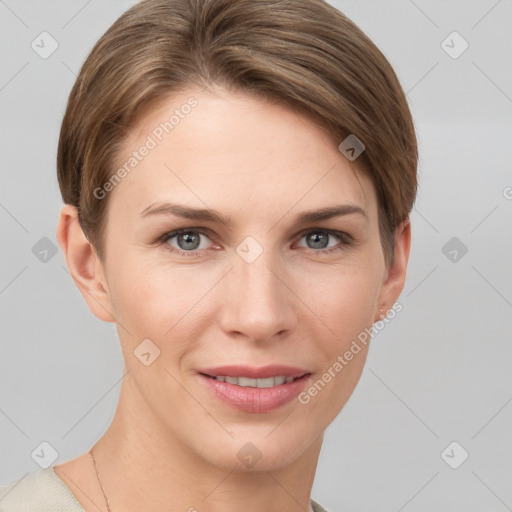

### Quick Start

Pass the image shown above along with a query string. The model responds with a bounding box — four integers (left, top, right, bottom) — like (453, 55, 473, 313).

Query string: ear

(56, 204, 115, 323)
(374, 219, 411, 322)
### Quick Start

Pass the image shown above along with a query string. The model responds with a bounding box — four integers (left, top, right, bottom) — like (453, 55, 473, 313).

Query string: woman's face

(86, 86, 408, 471)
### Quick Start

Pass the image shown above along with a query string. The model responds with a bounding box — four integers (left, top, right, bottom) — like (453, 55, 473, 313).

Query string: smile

(207, 375, 297, 387)
(197, 365, 311, 413)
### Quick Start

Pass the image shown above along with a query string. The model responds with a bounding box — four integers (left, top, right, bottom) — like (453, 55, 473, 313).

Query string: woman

(0, 0, 417, 510)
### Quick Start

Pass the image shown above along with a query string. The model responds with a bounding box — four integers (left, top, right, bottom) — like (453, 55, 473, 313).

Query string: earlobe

(56, 204, 115, 323)
(375, 219, 411, 322)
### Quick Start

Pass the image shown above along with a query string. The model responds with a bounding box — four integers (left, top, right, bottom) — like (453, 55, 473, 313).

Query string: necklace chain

(90, 448, 112, 512)
(90, 448, 313, 512)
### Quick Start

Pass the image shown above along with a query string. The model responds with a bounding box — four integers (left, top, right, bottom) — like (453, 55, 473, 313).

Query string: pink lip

(197, 366, 311, 413)
(197, 365, 309, 379)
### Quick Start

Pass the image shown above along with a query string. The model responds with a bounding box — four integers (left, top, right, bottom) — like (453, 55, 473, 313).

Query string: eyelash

(157, 227, 353, 258)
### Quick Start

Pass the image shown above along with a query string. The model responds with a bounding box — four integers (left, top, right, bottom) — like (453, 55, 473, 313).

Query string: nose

(217, 245, 297, 343)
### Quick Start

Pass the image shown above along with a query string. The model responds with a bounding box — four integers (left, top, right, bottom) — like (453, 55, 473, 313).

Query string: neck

(91, 373, 321, 512)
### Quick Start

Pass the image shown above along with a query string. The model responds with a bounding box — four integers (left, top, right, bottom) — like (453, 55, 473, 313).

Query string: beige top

(0, 467, 329, 511)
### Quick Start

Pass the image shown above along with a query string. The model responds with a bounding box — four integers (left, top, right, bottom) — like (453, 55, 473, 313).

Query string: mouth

(200, 374, 306, 388)
(197, 365, 311, 413)
(198, 364, 310, 386)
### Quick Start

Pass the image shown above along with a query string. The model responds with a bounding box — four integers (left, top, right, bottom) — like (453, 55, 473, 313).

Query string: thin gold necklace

(90, 448, 112, 512)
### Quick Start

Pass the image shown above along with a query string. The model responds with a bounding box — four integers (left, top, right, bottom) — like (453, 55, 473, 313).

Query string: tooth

(216, 375, 297, 387)
(256, 377, 275, 388)
(238, 377, 257, 387)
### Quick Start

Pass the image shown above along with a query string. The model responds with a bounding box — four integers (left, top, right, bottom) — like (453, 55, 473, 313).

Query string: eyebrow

(139, 202, 368, 226)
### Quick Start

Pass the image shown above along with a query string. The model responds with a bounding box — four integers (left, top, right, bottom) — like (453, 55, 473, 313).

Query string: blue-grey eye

(299, 231, 341, 250)
(178, 232, 200, 250)
(166, 230, 211, 251)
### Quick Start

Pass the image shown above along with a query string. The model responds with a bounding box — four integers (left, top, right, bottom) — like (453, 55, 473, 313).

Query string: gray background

(1, 1, 511, 511)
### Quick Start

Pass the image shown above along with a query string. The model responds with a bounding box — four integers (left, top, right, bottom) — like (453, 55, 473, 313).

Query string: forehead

(108, 87, 378, 223)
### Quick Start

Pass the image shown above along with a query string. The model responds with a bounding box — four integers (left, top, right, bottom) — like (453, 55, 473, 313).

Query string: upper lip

(198, 365, 310, 379)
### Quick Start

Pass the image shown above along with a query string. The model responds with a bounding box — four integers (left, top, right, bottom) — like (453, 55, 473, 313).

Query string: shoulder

(0, 469, 327, 512)
(311, 498, 330, 512)
(0, 467, 85, 511)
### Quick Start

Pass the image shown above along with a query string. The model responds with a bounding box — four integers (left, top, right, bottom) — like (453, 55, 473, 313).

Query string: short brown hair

(57, 0, 417, 265)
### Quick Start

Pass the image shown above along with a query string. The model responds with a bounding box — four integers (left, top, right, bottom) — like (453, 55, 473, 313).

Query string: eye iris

(178, 232, 200, 250)
(307, 232, 329, 249)
(171, 231, 336, 252)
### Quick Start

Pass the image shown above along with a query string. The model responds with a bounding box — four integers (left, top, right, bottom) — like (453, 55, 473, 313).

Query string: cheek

(296, 268, 380, 425)
(107, 256, 219, 368)
(107, 240, 383, 355)
(107, 256, 187, 339)
(303, 263, 382, 340)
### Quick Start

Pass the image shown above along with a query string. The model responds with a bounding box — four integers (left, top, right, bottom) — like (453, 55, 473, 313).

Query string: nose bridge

(219, 237, 295, 339)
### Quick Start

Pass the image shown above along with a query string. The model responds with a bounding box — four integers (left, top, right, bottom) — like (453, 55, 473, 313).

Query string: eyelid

(294, 227, 353, 243)
(158, 226, 354, 256)
(158, 227, 354, 247)
(159, 227, 216, 247)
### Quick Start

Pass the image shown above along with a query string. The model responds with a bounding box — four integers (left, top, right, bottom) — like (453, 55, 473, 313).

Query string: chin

(195, 424, 319, 473)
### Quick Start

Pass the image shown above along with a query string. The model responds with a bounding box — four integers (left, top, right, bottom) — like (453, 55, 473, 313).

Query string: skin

(55, 85, 411, 512)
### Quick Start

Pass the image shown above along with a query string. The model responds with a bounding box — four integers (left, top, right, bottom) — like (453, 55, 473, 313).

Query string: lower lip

(198, 373, 310, 413)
